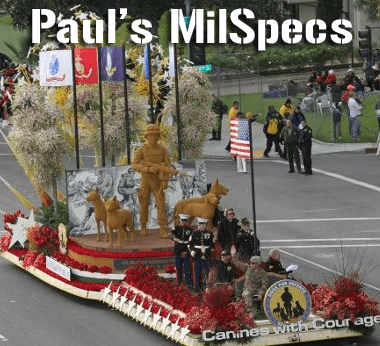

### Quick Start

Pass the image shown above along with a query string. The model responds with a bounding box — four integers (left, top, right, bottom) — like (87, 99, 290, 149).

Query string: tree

(355, 0, 380, 21)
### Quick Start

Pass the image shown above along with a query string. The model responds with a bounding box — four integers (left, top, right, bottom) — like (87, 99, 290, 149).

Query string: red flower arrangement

(184, 285, 256, 334)
(27, 224, 59, 256)
(124, 263, 202, 315)
(0, 234, 11, 252)
(165, 264, 176, 274)
(3, 209, 27, 227)
(124, 264, 256, 335)
(312, 273, 380, 323)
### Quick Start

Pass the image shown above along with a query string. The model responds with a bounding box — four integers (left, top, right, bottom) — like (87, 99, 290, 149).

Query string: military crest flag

(74, 48, 99, 84)
(39, 50, 73, 86)
(99, 47, 124, 82)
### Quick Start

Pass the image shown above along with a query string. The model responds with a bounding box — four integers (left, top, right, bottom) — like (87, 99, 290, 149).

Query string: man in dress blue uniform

(171, 214, 193, 288)
(188, 217, 214, 292)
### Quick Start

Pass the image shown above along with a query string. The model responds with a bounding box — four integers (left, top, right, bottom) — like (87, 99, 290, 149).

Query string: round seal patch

(263, 279, 312, 326)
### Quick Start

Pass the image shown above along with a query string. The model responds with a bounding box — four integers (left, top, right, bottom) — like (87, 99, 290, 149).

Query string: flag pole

(248, 119, 257, 233)
(147, 42, 154, 122)
(71, 48, 80, 169)
(173, 43, 182, 161)
(97, 48, 106, 167)
(122, 45, 131, 165)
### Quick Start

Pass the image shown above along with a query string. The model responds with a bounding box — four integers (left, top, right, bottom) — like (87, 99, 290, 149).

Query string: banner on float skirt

(74, 48, 99, 84)
(99, 47, 124, 82)
(39, 50, 73, 86)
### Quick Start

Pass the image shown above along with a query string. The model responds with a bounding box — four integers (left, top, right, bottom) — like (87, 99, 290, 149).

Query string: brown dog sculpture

(86, 188, 108, 242)
(105, 196, 136, 247)
(170, 178, 229, 225)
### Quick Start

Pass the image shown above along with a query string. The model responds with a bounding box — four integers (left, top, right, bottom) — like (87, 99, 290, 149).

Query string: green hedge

(207, 43, 355, 73)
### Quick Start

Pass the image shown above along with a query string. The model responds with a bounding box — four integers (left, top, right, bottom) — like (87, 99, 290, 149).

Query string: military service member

(171, 214, 193, 288)
(188, 218, 214, 292)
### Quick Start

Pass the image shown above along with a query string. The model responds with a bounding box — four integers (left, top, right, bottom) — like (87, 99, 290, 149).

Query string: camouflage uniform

(233, 258, 269, 315)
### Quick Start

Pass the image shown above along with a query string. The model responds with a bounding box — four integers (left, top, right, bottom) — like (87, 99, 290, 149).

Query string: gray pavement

(203, 116, 375, 158)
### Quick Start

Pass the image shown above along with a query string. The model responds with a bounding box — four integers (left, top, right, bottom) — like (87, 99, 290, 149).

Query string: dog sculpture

(86, 188, 108, 242)
(182, 193, 219, 222)
(170, 178, 229, 225)
(105, 196, 136, 247)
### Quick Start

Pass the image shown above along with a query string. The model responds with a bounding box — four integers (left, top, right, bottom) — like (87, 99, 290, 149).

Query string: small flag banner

(144, 44, 150, 79)
(99, 47, 124, 82)
(74, 48, 99, 84)
(39, 50, 73, 86)
(230, 118, 251, 159)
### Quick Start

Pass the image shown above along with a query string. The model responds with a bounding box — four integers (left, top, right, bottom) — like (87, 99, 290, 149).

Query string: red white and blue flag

(230, 118, 251, 159)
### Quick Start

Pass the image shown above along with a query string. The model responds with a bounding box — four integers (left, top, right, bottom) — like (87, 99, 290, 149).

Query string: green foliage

(355, 0, 380, 21)
(208, 44, 354, 72)
(35, 201, 68, 230)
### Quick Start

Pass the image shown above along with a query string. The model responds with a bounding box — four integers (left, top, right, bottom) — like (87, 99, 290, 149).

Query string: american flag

(230, 118, 251, 159)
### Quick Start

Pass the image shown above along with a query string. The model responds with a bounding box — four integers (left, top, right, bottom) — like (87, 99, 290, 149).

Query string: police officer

(171, 214, 193, 288)
(298, 120, 313, 175)
(188, 218, 214, 292)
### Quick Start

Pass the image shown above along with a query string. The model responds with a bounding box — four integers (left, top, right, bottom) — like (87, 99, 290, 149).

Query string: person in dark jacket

(208, 249, 236, 287)
(289, 106, 306, 128)
(263, 105, 284, 158)
(217, 207, 240, 250)
(264, 249, 288, 284)
(298, 120, 313, 175)
(280, 119, 301, 173)
(236, 218, 260, 261)
(171, 214, 193, 287)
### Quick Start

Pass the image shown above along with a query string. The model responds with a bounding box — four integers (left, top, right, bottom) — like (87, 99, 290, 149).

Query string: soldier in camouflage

(231, 245, 269, 318)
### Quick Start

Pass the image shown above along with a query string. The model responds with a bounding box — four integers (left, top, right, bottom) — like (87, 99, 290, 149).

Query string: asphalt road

(1, 126, 380, 345)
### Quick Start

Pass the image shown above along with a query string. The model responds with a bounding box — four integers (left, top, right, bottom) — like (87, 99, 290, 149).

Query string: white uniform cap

(197, 217, 209, 224)
(178, 214, 189, 220)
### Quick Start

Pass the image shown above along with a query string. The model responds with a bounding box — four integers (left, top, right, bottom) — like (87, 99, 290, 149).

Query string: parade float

(1, 7, 379, 346)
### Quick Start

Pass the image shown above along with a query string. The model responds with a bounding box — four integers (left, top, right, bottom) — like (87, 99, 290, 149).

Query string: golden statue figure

(132, 124, 178, 238)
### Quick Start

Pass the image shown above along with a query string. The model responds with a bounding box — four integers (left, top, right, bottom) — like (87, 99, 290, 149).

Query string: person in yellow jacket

(228, 101, 240, 126)
(279, 99, 294, 119)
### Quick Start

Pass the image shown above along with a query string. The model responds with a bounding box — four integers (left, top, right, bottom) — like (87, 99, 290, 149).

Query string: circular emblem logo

(263, 280, 312, 326)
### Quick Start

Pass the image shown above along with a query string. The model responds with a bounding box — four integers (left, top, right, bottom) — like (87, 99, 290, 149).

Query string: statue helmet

(144, 123, 161, 138)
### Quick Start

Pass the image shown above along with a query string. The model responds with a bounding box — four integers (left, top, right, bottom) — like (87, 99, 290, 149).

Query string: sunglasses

(227, 212, 235, 216)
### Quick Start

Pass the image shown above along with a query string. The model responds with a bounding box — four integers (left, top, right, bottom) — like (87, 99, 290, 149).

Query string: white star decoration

(137, 55, 145, 65)
(141, 303, 153, 325)
(7, 210, 39, 249)
(150, 307, 162, 329)
(159, 311, 172, 333)
(116, 290, 129, 312)
(167, 317, 181, 339)
(133, 302, 144, 321)
(100, 282, 112, 303)
(110, 286, 121, 307)
(125, 295, 137, 315)
(178, 326, 191, 343)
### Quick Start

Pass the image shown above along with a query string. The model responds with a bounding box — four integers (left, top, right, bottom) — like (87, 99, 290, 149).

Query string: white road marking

(303, 208, 340, 213)
(0, 333, 9, 342)
(273, 159, 380, 193)
(261, 244, 380, 249)
(258, 217, 380, 223)
(0, 210, 6, 215)
(261, 238, 380, 243)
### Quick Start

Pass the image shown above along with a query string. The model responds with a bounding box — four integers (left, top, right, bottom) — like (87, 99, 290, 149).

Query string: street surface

(1, 123, 380, 345)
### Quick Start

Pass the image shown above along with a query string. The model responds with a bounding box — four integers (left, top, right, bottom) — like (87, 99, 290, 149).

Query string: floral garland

(123, 263, 256, 335)
(311, 273, 379, 323)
